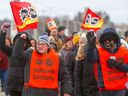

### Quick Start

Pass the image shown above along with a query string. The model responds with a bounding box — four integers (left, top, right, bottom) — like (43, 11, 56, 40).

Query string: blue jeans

(100, 89, 125, 96)
(0, 69, 8, 94)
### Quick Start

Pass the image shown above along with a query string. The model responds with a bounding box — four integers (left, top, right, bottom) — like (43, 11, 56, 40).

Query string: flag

(81, 8, 104, 32)
(46, 18, 57, 31)
(10, 1, 38, 32)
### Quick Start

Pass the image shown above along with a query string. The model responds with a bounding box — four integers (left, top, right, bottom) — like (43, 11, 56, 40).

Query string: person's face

(36, 42, 49, 54)
(58, 30, 65, 36)
(50, 29, 58, 37)
(6, 39, 11, 47)
(66, 41, 73, 49)
(30, 39, 36, 48)
(104, 39, 115, 49)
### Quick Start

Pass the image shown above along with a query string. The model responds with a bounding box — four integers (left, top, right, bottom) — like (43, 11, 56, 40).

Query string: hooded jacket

(0, 31, 30, 92)
(86, 28, 128, 90)
(99, 28, 121, 53)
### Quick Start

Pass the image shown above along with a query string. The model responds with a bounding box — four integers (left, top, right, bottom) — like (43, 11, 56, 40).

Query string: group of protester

(0, 22, 128, 96)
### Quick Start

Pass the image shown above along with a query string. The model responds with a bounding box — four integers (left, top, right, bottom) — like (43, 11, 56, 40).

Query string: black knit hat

(58, 26, 65, 32)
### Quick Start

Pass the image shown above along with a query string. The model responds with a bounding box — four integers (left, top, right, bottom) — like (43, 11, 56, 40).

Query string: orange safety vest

(98, 46, 128, 90)
(28, 49, 59, 89)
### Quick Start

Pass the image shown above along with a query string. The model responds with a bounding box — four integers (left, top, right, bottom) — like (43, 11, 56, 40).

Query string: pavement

(0, 87, 6, 96)
(0, 81, 7, 96)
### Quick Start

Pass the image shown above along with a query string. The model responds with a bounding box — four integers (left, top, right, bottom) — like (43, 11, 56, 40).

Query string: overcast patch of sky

(0, 0, 128, 24)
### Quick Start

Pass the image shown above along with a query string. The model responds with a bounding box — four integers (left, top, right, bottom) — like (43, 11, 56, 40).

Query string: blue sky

(0, 0, 128, 24)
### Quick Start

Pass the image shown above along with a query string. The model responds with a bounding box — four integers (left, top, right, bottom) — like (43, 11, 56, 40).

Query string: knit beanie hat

(58, 26, 66, 32)
(73, 34, 80, 45)
(37, 32, 50, 46)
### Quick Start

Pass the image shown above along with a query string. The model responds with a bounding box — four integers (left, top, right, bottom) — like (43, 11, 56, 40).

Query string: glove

(1, 22, 11, 32)
(107, 59, 122, 69)
(86, 31, 96, 48)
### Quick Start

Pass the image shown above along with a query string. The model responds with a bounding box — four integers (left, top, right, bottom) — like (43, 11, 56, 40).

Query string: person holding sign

(46, 18, 63, 52)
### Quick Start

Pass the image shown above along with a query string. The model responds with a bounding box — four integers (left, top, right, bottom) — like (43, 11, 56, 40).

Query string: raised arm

(86, 31, 98, 64)
(12, 33, 27, 60)
(0, 22, 11, 56)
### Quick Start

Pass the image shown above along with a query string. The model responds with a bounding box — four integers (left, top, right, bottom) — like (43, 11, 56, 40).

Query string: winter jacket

(12, 38, 72, 96)
(87, 28, 128, 90)
(74, 44, 98, 96)
(66, 46, 78, 95)
(59, 48, 72, 62)
(58, 35, 67, 43)
(54, 37, 63, 52)
(0, 50, 8, 70)
(0, 31, 30, 92)
(49, 36, 63, 52)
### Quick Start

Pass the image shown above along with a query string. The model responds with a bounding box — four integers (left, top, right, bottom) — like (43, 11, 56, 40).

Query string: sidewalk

(0, 87, 6, 96)
(0, 80, 6, 96)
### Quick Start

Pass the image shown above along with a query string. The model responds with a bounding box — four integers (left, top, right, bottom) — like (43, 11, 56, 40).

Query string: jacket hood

(99, 28, 121, 50)
(13, 32, 31, 50)
(13, 32, 26, 43)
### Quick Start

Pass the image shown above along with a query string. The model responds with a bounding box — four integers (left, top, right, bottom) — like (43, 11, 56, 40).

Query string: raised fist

(1, 22, 11, 32)
(86, 31, 96, 44)
(20, 33, 27, 39)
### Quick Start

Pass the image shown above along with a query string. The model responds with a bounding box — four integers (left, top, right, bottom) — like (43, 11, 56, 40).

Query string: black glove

(86, 31, 96, 48)
(107, 59, 122, 69)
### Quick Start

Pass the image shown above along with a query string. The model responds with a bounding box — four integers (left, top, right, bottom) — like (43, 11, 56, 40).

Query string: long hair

(6, 37, 12, 46)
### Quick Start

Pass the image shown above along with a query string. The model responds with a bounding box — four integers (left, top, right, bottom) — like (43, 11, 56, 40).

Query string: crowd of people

(0, 22, 128, 96)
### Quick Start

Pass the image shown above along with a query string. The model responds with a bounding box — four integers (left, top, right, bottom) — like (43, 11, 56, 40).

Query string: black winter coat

(74, 59, 98, 96)
(0, 31, 30, 92)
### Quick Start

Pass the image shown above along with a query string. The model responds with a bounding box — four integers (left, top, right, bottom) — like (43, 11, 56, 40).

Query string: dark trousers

(125, 89, 128, 96)
(9, 91, 22, 96)
(0, 69, 8, 94)
(100, 89, 125, 96)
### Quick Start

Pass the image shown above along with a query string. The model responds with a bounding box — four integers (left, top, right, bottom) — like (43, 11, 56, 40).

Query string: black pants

(9, 91, 22, 96)
(100, 90, 125, 96)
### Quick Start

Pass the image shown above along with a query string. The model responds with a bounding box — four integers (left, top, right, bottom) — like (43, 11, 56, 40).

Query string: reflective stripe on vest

(98, 46, 128, 90)
(28, 49, 59, 89)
